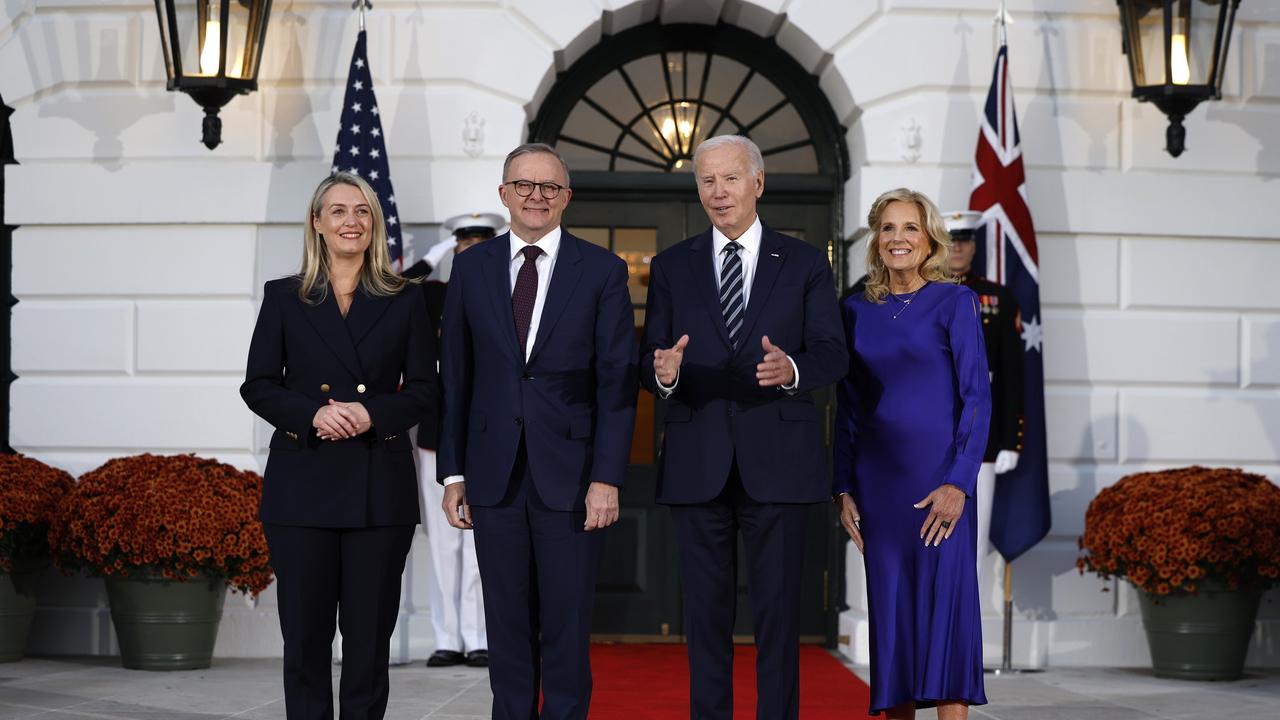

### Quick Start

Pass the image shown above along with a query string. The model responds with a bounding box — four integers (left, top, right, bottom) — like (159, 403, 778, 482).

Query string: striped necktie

(719, 241, 744, 349)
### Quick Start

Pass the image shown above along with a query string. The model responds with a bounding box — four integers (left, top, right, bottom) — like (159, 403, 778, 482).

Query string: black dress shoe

(426, 649, 465, 667)
(465, 649, 489, 667)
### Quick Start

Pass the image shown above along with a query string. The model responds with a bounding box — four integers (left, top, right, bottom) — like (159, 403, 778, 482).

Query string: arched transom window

(553, 50, 818, 174)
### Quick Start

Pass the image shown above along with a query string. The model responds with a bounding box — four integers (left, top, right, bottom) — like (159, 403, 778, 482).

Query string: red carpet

(588, 644, 876, 718)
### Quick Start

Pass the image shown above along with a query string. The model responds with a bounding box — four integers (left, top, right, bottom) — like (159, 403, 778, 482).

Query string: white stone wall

(4, 0, 1279, 666)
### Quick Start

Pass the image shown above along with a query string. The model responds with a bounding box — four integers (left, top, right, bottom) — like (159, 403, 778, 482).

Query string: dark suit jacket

(641, 224, 849, 505)
(241, 277, 438, 527)
(437, 231, 638, 511)
(402, 258, 452, 450)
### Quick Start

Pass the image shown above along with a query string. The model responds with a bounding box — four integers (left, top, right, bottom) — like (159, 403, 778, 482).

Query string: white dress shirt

(443, 227, 562, 488)
(657, 216, 798, 395)
(509, 227, 562, 360)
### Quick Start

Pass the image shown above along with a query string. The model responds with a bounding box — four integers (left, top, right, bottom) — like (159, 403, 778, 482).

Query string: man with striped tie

(640, 135, 848, 720)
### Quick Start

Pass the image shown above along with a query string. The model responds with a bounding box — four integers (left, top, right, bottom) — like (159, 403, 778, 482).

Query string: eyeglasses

(504, 179, 566, 200)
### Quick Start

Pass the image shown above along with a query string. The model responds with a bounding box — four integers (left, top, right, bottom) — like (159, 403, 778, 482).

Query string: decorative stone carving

(899, 116, 922, 164)
(463, 111, 485, 158)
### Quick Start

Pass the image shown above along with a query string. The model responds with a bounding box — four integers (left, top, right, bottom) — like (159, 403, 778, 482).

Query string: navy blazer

(437, 231, 639, 511)
(241, 277, 438, 528)
(641, 224, 849, 504)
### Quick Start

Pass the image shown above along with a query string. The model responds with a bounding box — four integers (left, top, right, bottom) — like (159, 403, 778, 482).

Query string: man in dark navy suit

(437, 143, 638, 720)
(641, 135, 848, 720)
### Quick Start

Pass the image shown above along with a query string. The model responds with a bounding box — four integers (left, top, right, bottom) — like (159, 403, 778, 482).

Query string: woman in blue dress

(834, 188, 991, 719)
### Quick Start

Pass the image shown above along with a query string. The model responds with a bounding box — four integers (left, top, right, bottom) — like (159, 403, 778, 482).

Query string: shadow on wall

(1206, 36, 1280, 175)
(34, 22, 176, 167)
(939, 10, 975, 195)
(266, 9, 321, 162)
(390, 7, 432, 260)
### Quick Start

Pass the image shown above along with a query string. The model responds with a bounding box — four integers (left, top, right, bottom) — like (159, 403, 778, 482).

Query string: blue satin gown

(834, 281, 991, 715)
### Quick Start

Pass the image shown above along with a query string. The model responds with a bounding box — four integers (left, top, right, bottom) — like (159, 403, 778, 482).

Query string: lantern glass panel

(158, 1, 267, 80)
(1126, 0, 1228, 89)
(154, 0, 177, 79)
(1183, 2, 1225, 87)
(1127, 1, 1167, 86)
(223, 0, 254, 79)
(156, 3, 203, 79)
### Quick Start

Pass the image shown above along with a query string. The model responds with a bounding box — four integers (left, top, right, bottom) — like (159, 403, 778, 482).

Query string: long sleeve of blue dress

(940, 289, 992, 498)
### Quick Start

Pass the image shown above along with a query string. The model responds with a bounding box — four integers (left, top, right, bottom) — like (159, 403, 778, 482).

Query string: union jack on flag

(332, 30, 406, 270)
(969, 39, 1052, 563)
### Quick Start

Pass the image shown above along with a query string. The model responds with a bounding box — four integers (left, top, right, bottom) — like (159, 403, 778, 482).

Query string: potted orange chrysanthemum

(0, 454, 75, 662)
(48, 454, 274, 670)
(1078, 466, 1280, 680)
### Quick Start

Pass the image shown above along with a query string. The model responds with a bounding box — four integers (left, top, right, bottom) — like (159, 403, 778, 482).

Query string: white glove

(423, 238, 458, 267)
(994, 450, 1020, 475)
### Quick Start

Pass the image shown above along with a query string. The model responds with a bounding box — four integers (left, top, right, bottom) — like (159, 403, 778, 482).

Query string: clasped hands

(312, 399, 372, 440)
(838, 483, 967, 554)
(653, 334, 794, 387)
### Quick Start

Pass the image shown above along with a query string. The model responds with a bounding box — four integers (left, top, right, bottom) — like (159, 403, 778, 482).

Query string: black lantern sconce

(153, 0, 274, 149)
(1117, 0, 1240, 157)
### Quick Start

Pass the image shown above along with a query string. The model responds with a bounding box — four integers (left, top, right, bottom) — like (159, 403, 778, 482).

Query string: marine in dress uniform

(401, 212, 505, 668)
(945, 211, 1025, 582)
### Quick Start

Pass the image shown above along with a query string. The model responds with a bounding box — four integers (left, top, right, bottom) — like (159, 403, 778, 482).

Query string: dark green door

(567, 201, 686, 640)
(567, 199, 838, 645)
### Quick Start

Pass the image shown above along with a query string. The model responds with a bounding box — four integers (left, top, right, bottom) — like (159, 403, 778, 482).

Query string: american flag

(968, 39, 1052, 563)
(332, 30, 406, 270)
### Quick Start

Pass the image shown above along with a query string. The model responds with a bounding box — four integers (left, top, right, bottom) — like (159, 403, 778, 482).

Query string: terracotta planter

(104, 572, 226, 671)
(1138, 580, 1262, 681)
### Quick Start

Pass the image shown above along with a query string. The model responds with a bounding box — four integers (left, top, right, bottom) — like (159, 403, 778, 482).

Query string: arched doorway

(530, 22, 849, 645)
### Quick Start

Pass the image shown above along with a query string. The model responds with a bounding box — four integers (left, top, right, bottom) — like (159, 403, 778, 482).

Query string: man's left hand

(584, 482, 620, 531)
(756, 335, 795, 387)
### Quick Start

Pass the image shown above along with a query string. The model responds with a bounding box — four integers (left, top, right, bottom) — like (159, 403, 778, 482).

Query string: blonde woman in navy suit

(242, 172, 438, 720)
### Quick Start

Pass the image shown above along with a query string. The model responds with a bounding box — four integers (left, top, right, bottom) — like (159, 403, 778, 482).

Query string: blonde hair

(298, 172, 409, 304)
(862, 188, 956, 303)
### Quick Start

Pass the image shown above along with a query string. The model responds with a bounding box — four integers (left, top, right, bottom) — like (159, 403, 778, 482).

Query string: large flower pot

(1137, 581, 1262, 681)
(104, 573, 226, 671)
(0, 568, 41, 662)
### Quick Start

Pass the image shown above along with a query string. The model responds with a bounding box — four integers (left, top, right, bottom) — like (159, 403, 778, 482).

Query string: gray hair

(692, 135, 765, 176)
(502, 143, 572, 187)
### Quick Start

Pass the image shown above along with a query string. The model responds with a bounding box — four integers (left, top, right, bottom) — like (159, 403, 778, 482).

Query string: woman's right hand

(838, 494, 865, 553)
(313, 404, 357, 440)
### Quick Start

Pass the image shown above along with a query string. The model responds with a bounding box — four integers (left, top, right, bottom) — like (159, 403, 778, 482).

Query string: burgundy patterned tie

(511, 245, 543, 356)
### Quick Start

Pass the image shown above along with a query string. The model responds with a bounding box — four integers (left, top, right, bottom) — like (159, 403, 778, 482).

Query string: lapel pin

(770, 252, 780, 257)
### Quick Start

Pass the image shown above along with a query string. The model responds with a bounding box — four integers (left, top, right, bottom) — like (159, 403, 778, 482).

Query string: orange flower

(1079, 466, 1280, 596)
(47, 454, 275, 596)
(0, 455, 75, 571)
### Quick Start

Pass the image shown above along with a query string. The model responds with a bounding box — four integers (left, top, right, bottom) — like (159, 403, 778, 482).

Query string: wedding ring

(940, 520, 952, 529)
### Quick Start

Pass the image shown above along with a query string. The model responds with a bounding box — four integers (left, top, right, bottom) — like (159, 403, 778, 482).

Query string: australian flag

(332, 30, 405, 270)
(968, 39, 1052, 563)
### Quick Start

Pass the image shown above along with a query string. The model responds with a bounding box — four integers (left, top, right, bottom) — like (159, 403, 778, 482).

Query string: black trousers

(668, 462, 810, 720)
(470, 442, 604, 720)
(264, 523, 415, 720)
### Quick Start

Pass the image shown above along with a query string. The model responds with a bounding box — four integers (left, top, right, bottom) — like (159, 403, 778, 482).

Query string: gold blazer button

(320, 383, 330, 392)
(357, 383, 367, 393)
